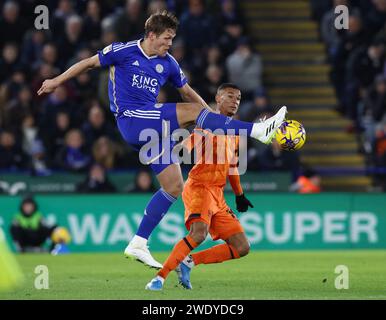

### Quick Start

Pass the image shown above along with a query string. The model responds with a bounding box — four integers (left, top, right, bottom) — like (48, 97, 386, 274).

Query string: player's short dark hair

(144, 10, 179, 37)
(217, 83, 241, 94)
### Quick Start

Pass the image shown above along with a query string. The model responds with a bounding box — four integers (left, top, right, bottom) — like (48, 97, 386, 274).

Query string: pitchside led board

(0, 194, 385, 252)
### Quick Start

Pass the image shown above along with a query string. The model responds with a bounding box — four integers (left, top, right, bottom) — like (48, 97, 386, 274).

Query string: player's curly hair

(144, 10, 179, 37)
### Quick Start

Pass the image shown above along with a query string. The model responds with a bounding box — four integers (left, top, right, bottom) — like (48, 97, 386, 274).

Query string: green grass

(1, 251, 386, 300)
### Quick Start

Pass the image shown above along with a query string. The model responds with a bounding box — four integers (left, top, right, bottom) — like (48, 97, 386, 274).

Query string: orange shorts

(182, 179, 244, 241)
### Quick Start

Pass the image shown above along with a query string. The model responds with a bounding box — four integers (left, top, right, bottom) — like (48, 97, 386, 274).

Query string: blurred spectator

(76, 163, 117, 193)
(44, 111, 72, 160)
(361, 74, 386, 153)
(34, 43, 61, 71)
(57, 14, 85, 64)
(130, 168, 157, 193)
(179, 0, 216, 71)
(343, 40, 385, 121)
(0, 1, 28, 49)
(2, 69, 27, 102)
(55, 129, 91, 172)
(0, 130, 26, 170)
(29, 140, 51, 176)
(363, 0, 386, 36)
(19, 113, 50, 176)
(331, 12, 369, 109)
(290, 169, 322, 194)
(92, 136, 125, 169)
(217, 0, 245, 57)
(83, 0, 102, 43)
(31, 63, 59, 103)
(51, 0, 75, 39)
(147, 0, 168, 15)
(0, 43, 21, 84)
(20, 114, 41, 156)
(226, 37, 263, 100)
(10, 195, 57, 253)
(113, 0, 147, 42)
(20, 30, 47, 67)
(206, 45, 223, 67)
(2, 85, 35, 131)
(198, 64, 225, 103)
(40, 85, 77, 130)
(81, 104, 116, 148)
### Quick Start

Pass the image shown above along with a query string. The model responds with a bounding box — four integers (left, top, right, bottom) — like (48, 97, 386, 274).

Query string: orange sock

(191, 243, 240, 265)
(157, 235, 198, 279)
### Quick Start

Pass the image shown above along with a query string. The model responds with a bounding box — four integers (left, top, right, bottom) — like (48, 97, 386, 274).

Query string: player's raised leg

(125, 163, 183, 269)
(176, 101, 287, 144)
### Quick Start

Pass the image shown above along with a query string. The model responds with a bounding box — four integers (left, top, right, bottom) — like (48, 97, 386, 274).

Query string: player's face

(154, 29, 176, 56)
(216, 88, 241, 117)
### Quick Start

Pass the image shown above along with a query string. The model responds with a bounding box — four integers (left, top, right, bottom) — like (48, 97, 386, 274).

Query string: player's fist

(37, 79, 59, 96)
(235, 194, 253, 213)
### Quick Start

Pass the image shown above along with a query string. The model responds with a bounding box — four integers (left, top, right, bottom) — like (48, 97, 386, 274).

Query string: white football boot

(252, 106, 287, 144)
(124, 236, 163, 270)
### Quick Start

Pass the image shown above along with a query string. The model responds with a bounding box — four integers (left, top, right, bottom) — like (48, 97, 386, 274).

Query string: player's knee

(190, 228, 207, 245)
(163, 179, 183, 198)
(235, 241, 250, 257)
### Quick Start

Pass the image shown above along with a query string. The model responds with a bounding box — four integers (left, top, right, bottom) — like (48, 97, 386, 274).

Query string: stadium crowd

(0, 0, 298, 181)
(312, 0, 386, 185)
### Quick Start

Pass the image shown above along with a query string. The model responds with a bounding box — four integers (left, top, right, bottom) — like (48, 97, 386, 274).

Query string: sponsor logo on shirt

(132, 74, 158, 94)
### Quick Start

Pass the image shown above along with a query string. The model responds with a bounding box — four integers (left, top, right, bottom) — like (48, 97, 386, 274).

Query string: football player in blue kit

(38, 11, 287, 269)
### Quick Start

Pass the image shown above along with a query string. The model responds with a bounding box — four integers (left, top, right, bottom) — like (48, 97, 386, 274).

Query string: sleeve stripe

(114, 43, 137, 52)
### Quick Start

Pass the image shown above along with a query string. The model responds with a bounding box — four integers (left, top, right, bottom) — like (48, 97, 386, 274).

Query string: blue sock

(196, 109, 253, 135)
(136, 188, 177, 239)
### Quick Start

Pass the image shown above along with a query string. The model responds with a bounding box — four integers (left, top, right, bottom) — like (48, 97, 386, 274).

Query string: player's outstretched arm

(177, 83, 210, 109)
(37, 54, 101, 96)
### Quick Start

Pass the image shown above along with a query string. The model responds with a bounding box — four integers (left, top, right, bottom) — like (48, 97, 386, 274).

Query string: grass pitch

(1, 251, 385, 300)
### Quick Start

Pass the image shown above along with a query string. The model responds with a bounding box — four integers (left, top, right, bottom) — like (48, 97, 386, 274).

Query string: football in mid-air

(275, 120, 306, 151)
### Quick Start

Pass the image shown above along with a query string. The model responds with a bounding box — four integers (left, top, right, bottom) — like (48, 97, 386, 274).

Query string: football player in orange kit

(146, 83, 254, 290)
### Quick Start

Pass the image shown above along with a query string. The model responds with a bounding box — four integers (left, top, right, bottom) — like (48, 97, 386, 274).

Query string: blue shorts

(116, 103, 181, 175)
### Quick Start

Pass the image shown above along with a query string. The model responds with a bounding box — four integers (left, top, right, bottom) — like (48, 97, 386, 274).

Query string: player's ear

(215, 93, 221, 104)
(147, 31, 155, 40)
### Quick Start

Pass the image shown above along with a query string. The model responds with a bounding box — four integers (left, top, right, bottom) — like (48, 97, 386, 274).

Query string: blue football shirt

(98, 39, 188, 115)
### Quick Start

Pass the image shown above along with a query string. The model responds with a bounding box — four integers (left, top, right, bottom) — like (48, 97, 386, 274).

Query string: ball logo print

(275, 120, 306, 151)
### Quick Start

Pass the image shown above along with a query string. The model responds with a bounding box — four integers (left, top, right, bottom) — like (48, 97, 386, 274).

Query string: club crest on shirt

(155, 64, 164, 73)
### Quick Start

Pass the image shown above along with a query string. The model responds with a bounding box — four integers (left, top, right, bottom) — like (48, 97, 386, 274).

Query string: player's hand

(235, 193, 254, 213)
(37, 79, 59, 96)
